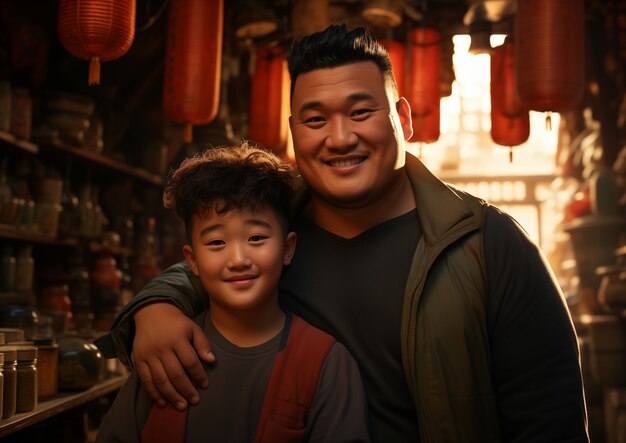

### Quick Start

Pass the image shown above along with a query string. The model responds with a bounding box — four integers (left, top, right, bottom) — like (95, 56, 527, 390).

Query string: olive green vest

(401, 154, 501, 442)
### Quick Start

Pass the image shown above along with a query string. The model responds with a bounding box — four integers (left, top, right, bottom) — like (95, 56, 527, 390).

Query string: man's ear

(396, 97, 413, 141)
(283, 232, 297, 266)
(183, 244, 200, 276)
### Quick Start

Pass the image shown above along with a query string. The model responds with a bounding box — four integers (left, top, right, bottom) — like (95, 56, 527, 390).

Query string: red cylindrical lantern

(491, 40, 530, 161)
(248, 47, 290, 152)
(516, 0, 584, 120)
(163, 0, 224, 143)
(58, 0, 136, 85)
(407, 28, 441, 117)
(410, 99, 440, 145)
(379, 39, 406, 98)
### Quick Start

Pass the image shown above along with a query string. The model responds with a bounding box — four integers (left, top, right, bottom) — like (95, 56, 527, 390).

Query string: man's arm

(96, 260, 212, 410)
(304, 342, 370, 443)
(485, 207, 589, 442)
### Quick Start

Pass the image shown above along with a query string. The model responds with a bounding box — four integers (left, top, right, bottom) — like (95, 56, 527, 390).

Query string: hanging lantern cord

(89, 57, 101, 86)
(509, 146, 513, 163)
(545, 111, 552, 131)
(419, 142, 423, 158)
(183, 123, 193, 143)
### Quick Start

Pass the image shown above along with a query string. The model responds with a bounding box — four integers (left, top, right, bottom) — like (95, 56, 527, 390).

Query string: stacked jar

(0, 346, 17, 419)
(14, 345, 37, 412)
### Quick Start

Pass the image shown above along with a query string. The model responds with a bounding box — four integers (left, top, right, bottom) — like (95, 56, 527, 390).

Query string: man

(97, 25, 588, 442)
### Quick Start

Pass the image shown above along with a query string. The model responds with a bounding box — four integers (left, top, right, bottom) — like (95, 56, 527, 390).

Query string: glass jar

(0, 346, 17, 419)
(0, 352, 5, 420)
(33, 338, 58, 400)
(15, 345, 37, 412)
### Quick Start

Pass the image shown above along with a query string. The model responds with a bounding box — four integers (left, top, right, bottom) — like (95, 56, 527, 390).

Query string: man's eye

(304, 116, 325, 125)
(352, 108, 372, 118)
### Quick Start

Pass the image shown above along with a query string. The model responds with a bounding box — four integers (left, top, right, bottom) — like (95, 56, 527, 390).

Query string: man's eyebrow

(297, 92, 377, 114)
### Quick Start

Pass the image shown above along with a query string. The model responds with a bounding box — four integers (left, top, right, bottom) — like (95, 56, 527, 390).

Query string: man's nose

(325, 117, 358, 150)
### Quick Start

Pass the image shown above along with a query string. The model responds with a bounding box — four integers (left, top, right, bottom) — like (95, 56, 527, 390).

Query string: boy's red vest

(141, 315, 336, 443)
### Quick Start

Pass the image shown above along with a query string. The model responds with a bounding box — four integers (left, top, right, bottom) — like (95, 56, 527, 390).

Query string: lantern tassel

(419, 143, 423, 158)
(89, 57, 101, 85)
(545, 112, 552, 131)
(509, 147, 513, 163)
(183, 123, 193, 143)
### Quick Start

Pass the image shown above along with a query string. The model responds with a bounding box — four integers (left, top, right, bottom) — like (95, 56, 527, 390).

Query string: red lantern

(58, 0, 136, 86)
(163, 0, 224, 143)
(491, 40, 530, 162)
(516, 0, 584, 129)
(379, 39, 406, 98)
(407, 28, 441, 117)
(410, 100, 440, 147)
(248, 47, 290, 152)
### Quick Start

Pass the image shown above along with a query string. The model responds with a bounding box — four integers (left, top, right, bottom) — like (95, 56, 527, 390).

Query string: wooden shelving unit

(0, 375, 126, 438)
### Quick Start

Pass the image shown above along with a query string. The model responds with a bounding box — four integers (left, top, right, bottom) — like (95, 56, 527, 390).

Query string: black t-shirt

(279, 206, 586, 442)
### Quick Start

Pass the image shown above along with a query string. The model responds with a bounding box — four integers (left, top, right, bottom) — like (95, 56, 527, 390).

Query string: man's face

(289, 61, 412, 209)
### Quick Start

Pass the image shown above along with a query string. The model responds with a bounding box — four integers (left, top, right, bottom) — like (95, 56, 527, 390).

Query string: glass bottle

(15, 345, 37, 412)
(0, 346, 17, 419)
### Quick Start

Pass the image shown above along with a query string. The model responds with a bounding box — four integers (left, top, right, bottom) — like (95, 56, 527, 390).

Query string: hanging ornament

(407, 27, 441, 118)
(163, 0, 224, 143)
(516, 0, 584, 130)
(58, 0, 136, 86)
(379, 39, 406, 98)
(248, 47, 290, 153)
(491, 39, 530, 162)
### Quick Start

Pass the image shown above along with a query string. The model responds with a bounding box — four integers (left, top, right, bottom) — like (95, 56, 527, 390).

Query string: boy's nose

(226, 244, 252, 269)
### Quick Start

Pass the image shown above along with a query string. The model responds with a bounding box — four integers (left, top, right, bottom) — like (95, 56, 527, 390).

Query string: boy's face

(183, 203, 296, 313)
(289, 61, 413, 210)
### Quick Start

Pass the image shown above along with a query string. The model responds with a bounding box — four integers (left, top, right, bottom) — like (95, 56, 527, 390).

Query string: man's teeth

(329, 158, 363, 167)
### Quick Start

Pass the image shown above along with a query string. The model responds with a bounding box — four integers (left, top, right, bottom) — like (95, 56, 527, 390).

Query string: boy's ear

(283, 232, 297, 266)
(182, 244, 200, 276)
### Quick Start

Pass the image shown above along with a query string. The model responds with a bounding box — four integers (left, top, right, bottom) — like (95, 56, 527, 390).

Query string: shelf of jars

(0, 374, 126, 438)
(32, 135, 164, 187)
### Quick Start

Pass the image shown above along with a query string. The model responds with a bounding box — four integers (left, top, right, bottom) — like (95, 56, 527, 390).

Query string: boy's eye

(206, 239, 225, 246)
(249, 234, 268, 242)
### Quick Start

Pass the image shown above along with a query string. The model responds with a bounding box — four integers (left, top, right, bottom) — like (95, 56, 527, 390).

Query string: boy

(96, 143, 369, 442)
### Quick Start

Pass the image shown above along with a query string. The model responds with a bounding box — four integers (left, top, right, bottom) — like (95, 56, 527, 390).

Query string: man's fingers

(191, 324, 216, 364)
(140, 358, 189, 411)
(176, 337, 210, 390)
(136, 360, 166, 408)
(161, 352, 200, 406)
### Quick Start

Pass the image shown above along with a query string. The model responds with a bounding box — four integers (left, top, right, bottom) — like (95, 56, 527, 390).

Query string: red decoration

(409, 100, 440, 146)
(248, 47, 290, 152)
(491, 39, 530, 162)
(379, 39, 406, 98)
(516, 0, 584, 128)
(163, 0, 224, 143)
(407, 28, 441, 117)
(58, 0, 136, 85)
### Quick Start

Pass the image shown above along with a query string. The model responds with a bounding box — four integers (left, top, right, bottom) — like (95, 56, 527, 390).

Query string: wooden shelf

(34, 137, 164, 186)
(0, 225, 78, 246)
(0, 131, 39, 154)
(0, 375, 126, 438)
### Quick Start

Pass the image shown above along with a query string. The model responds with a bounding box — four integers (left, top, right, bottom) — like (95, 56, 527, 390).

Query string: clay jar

(57, 336, 103, 391)
(90, 255, 121, 308)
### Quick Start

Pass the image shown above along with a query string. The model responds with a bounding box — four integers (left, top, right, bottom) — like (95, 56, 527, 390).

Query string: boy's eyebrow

(298, 92, 377, 114)
(197, 218, 273, 237)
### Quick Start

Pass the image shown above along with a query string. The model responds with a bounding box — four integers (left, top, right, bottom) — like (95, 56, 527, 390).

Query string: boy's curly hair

(163, 142, 293, 241)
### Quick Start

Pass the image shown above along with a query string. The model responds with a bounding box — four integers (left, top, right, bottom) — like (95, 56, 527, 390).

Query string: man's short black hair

(287, 24, 397, 101)
(163, 142, 293, 242)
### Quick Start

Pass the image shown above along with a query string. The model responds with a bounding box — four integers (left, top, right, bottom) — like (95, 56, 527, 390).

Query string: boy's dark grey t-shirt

(96, 312, 369, 442)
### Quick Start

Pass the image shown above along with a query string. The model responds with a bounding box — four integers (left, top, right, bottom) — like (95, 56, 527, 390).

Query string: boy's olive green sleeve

(95, 261, 209, 367)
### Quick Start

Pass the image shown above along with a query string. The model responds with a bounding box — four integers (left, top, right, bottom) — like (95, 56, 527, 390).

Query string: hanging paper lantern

(58, 0, 136, 86)
(491, 39, 530, 162)
(163, 0, 224, 143)
(379, 39, 406, 98)
(516, 0, 584, 129)
(407, 27, 441, 117)
(248, 47, 290, 152)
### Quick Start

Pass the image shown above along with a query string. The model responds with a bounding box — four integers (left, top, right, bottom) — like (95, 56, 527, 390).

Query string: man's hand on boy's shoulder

(133, 302, 215, 410)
